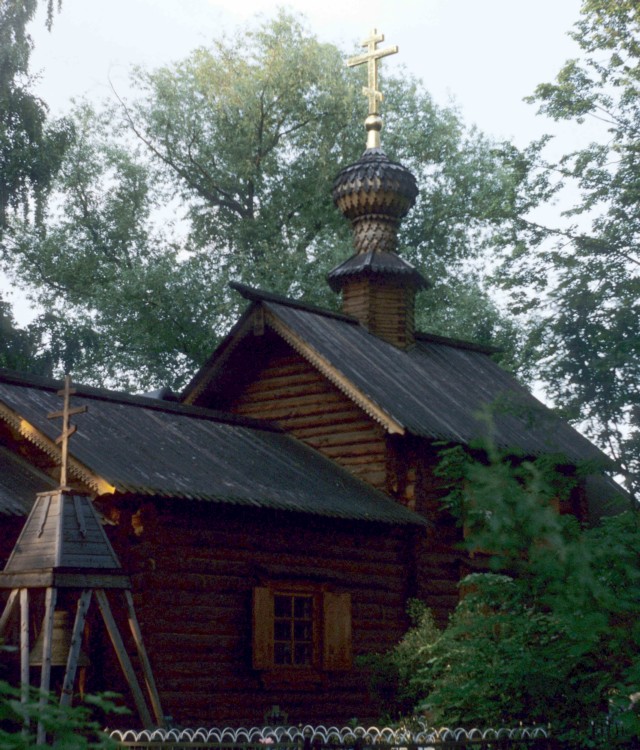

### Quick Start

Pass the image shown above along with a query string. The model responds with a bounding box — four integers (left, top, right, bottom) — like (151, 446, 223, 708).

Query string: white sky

(29, 0, 584, 144)
(6, 0, 587, 321)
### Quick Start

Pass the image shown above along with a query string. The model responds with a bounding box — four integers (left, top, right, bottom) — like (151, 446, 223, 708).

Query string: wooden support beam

(123, 590, 165, 727)
(0, 588, 19, 638)
(19, 588, 29, 731)
(95, 589, 153, 729)
(60, 590, 92, 708)
(37, 586, 58, 745)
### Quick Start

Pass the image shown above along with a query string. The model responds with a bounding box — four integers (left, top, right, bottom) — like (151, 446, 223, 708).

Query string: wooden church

(0, 31, 625, 728)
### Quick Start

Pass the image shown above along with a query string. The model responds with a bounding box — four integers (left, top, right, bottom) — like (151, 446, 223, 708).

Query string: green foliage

(498, 0, 640, 496)
(360, 600, 440, 721)
(0, 293, 51, 375)
(0, 0, 71, 231)
(1, 12, 532, 390)
(0, 678, 120, 750)
(373, 447, 640, 743)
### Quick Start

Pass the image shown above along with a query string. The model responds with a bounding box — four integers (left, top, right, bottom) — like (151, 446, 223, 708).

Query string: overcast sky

(29, 0, 586, 144)
(8, 0, 587, 322)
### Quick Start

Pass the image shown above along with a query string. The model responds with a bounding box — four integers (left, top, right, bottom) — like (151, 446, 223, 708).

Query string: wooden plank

(59, 553, 121, 566)
(241, 370, 325, 395)
(236, 389, 341, 411)
(54, 573, 130, 588)
(252, 586, 273, 669)
(37, 586, 58, 745)
(54, 495, 63, 569)
(237, 396, 357, 418)
(37, 494, 52, 537)
(19, 588, 29, 727)
(60, 589, 92, 707)
(0, 588, 19, 638)
(323, 592, 352, 670)
(1, 572, 55, 589)
(305, 441, 385, 458)
(95, 589, 153, 729)
(123, 590, 165, 727)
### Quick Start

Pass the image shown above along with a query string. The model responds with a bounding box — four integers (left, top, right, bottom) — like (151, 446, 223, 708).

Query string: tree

(2, 13, 533, 391)
(0, 0, 72, 378)
(0, 677, 121, 749)
(0, 0, 71, 232)
(0, 293, 51, 374)
(368, 446, 640, 743)
(497, 0, 640, 496)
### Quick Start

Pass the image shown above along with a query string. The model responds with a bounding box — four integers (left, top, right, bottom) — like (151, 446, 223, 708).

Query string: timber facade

(101, 501, 413, 725)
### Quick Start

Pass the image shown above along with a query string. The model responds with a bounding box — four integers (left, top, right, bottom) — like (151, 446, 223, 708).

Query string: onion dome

(331, 147, 418, 255)
(328, 147, 427, 295)
(328, 28, 427, 348)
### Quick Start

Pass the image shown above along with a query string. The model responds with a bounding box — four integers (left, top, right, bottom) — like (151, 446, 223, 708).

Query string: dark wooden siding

(412, 442, 463, 623)
(213, 335, 464, 626)
(228, 339, 388, 490)
(100, 499, 411, 726)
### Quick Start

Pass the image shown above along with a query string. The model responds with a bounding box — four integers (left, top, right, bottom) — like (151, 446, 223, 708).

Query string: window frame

(252, 582, 351, 676)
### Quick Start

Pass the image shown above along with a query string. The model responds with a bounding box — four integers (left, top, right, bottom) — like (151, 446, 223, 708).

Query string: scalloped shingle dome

(331, 148, 418, 254)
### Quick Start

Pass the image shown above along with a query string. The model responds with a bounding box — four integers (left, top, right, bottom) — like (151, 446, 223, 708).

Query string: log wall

(217, 334, 465, 626)
(98, 499, 412, 727)
(228, 339, 388, 490)
(385, 437, 463, 625)
(342, 280, 415, 349)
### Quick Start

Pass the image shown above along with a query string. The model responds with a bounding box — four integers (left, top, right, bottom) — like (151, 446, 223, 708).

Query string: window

(252, 585, 351, 672)
(274, 593, 313, 666)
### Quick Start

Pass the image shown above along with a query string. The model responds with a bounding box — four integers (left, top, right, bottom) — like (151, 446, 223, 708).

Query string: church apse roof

(0, 369, 423, 526)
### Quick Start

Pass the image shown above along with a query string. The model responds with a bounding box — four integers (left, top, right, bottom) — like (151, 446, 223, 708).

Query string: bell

(30, 610, 90, 667)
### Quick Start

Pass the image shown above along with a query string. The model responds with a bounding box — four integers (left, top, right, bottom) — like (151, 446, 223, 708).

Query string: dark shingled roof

(0, 370, 424, 525)
(265, 299, 608, 463)
(0, 445, 58, 516)
(263, 299, 608, 463)
(3, 490, 122, 575)
(327, 250, 430, 292)
(213, 287, 608, 466)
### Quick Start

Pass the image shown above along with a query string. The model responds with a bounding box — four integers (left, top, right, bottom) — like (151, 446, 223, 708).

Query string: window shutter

(252, 587, 274, 669)
(323, 591, 352, 670)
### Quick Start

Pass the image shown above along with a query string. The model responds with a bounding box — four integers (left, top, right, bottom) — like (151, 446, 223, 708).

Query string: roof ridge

(414, 331, 502, 355)
(229, 281, 357, 323)
(0, 368, 281, 433)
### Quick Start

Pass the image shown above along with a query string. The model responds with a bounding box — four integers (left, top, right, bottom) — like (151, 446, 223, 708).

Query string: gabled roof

(184, 285, 609, 466)
(0, 369, 423, 526)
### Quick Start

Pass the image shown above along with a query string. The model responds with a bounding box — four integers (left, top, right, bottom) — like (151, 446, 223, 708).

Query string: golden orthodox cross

(47, 375, 87, 489)
(347, 28, 398, 116)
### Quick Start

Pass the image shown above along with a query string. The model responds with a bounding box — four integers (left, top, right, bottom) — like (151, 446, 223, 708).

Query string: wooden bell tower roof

(0, 489, 126, 590)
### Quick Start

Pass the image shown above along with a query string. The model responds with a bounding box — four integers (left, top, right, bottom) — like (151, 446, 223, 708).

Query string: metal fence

(109, 723, 552, 750)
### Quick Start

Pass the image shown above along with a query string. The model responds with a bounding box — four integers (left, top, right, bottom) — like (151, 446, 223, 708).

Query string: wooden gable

(183, 305, 446, 504)
(184, 312, 389, 489)
(182, 303, 466, 625)
(221, 333, 387, 489)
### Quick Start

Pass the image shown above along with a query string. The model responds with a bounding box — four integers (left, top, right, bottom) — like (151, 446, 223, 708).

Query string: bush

(371, 448, 640, 745)
(0, 678, 123, 750)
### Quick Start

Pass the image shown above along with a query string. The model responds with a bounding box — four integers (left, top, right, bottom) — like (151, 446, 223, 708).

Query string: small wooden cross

(47, 375, 87, 489)
(347, 28, 398, 116)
